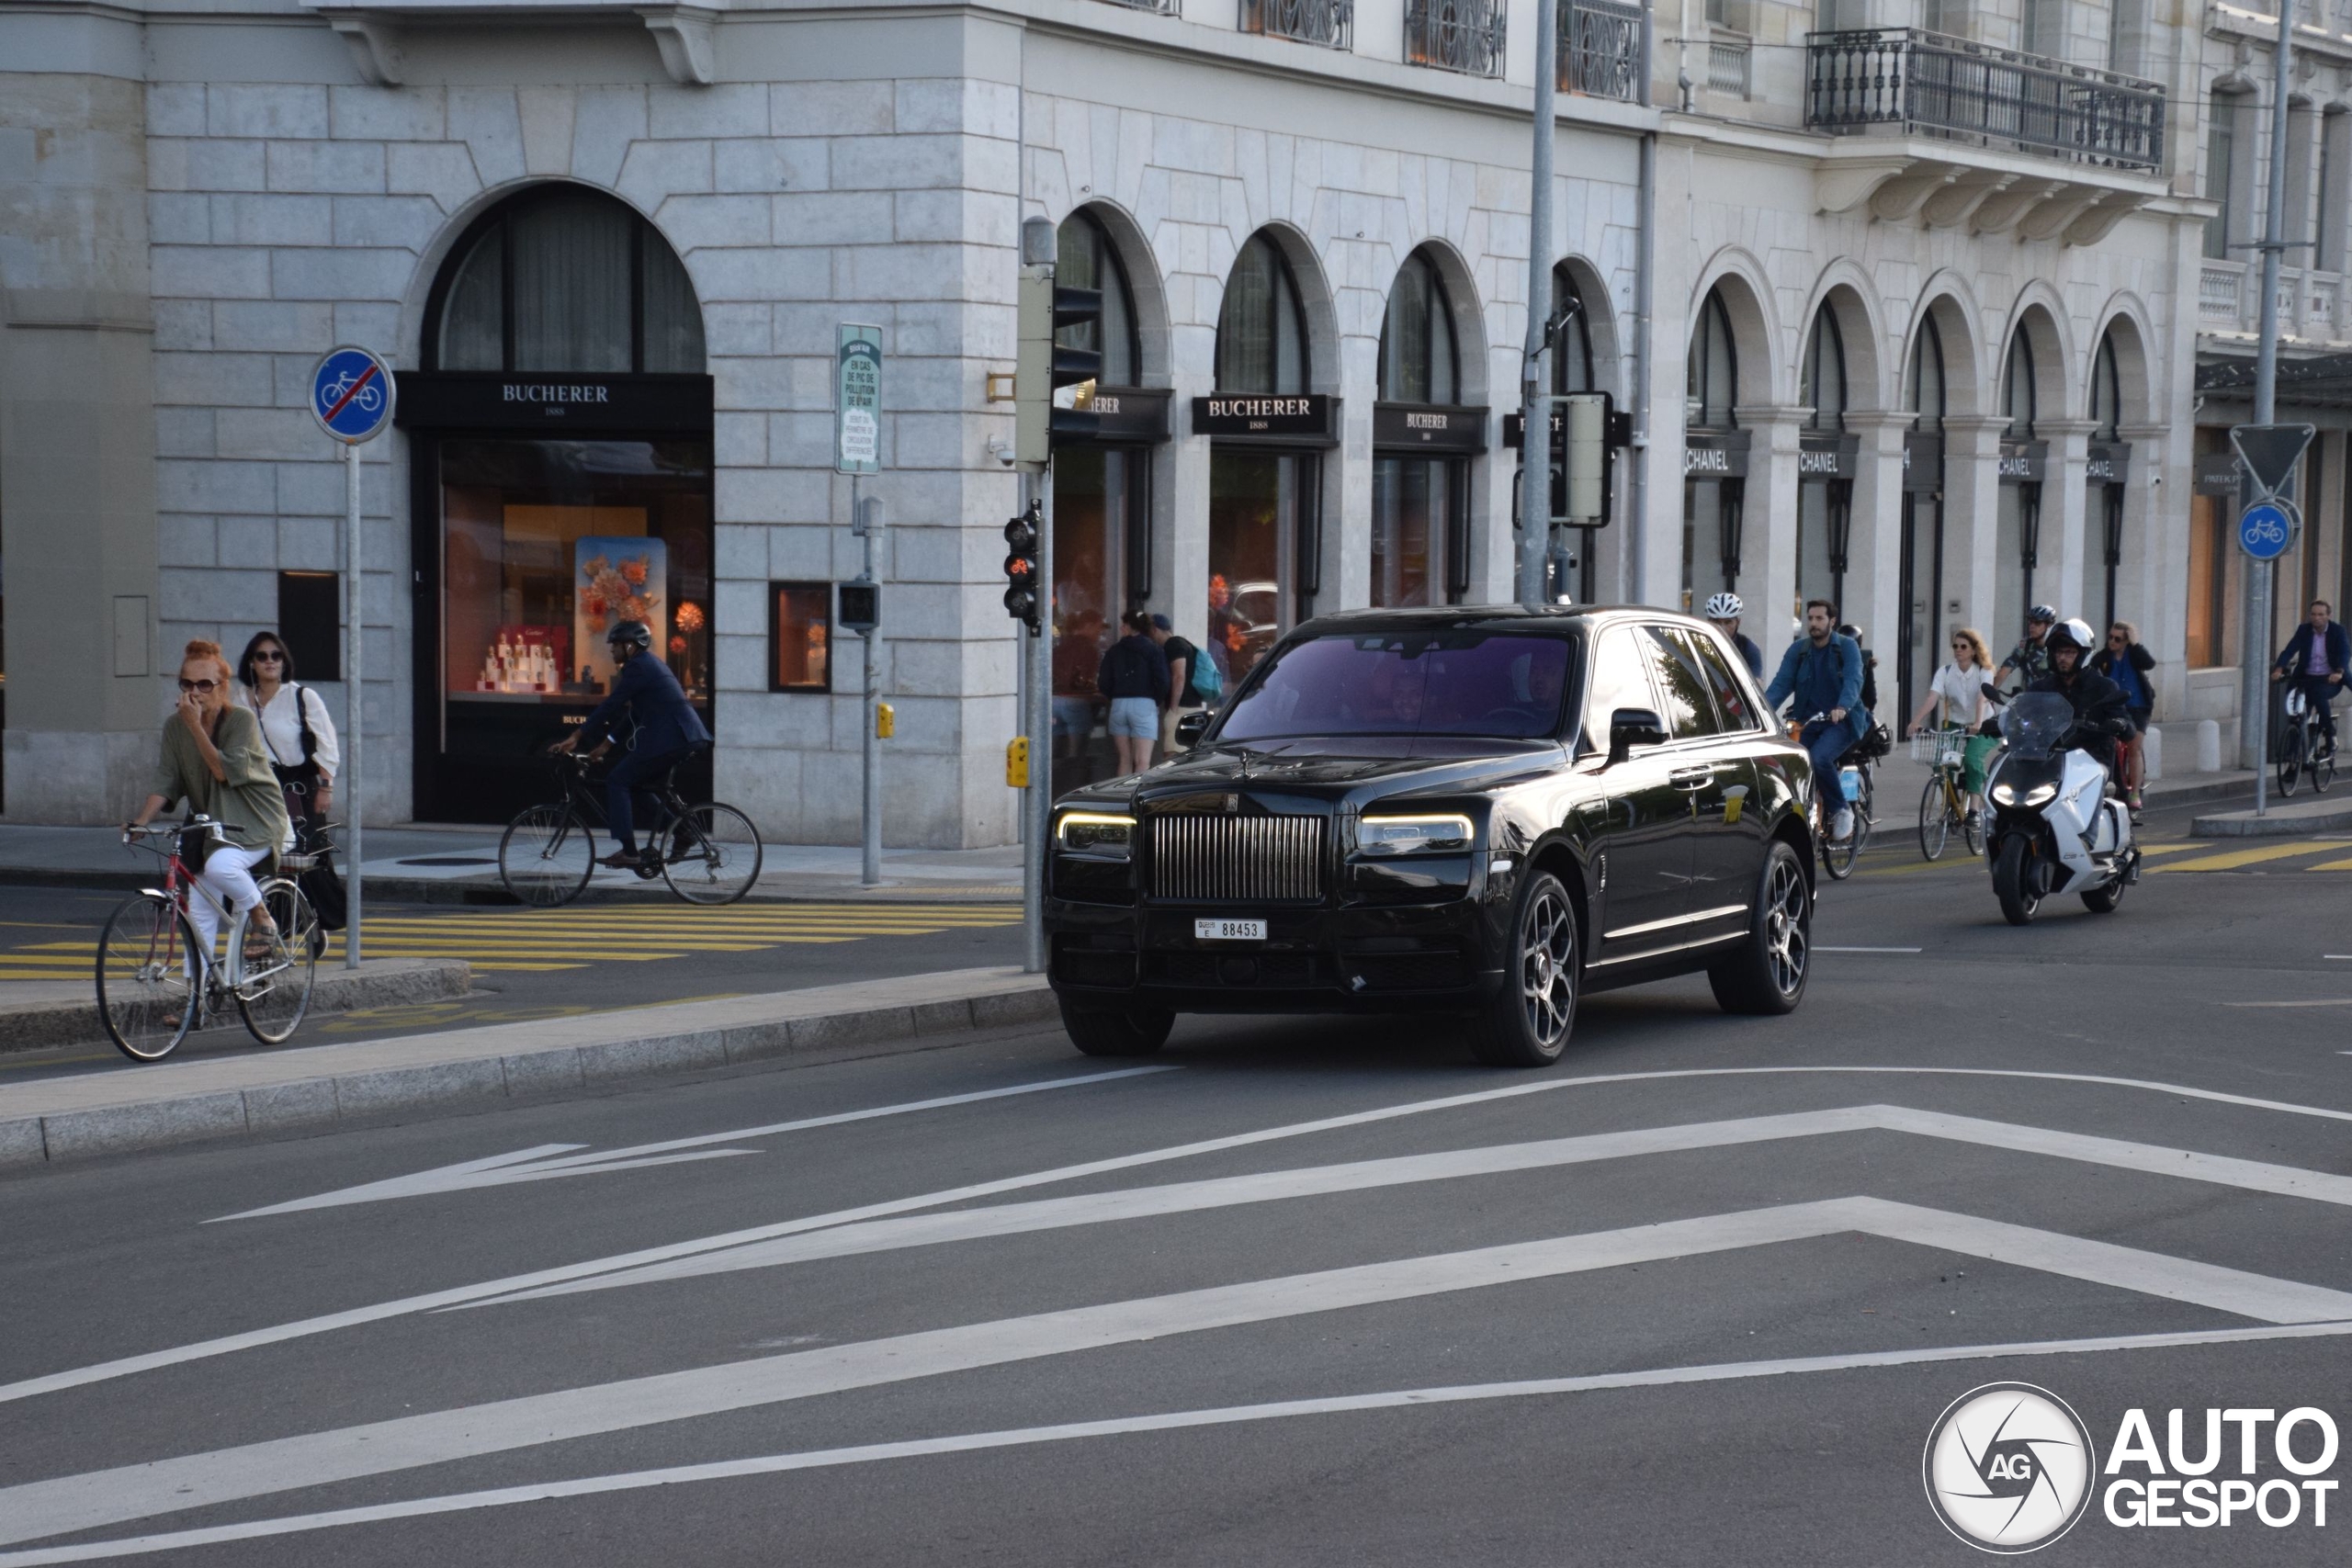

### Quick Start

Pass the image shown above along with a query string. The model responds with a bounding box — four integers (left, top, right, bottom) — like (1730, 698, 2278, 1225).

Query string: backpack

(1190, 645, 1225, 705)
(1859, 651, 1879, 714)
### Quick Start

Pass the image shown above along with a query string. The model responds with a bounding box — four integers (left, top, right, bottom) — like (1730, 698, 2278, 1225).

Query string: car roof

(1293, 604, 1715, 638)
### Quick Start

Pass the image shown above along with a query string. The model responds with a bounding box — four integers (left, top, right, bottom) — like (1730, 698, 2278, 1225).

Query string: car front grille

(1148, 812, 1325, 903)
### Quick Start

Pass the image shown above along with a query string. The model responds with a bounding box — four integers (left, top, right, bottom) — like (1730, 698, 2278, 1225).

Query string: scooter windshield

(2000, 692, 2076, 760)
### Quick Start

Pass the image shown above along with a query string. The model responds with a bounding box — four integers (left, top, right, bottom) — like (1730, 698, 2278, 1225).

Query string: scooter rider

(2024, 618, 2131, 776)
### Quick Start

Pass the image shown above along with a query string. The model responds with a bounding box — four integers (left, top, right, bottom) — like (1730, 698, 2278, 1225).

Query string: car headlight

(1990, 782, 2057, 807)
(1356, 814, 1475, 857)
(1055, 811, 1135, 859)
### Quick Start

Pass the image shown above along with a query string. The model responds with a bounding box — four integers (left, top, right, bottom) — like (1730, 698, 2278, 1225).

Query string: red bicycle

(97, 819, 320, 1062)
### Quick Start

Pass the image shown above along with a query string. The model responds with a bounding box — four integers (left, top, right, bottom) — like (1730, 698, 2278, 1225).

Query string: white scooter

(1978, 687, 2140, 925)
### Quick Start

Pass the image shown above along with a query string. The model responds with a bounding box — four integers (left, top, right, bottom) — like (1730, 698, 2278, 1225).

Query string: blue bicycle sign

(309, 345, 396, 444)
(2237, 499, 2297, 562)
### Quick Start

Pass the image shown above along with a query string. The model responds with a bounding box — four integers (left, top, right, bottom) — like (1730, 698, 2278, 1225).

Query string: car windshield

(1215, 632, 1576, 742)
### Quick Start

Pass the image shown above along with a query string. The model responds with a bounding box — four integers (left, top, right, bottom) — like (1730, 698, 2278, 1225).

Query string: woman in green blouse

(125, 639, 294, 967)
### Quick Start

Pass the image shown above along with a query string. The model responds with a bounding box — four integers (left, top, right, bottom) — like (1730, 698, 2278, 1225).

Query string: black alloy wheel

(1465, 870, 1579, 1067)
(1709, 840, 1811, 1015)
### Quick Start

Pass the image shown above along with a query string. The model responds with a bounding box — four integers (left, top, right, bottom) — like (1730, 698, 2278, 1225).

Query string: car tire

(1464, 871, 1579, 1068)
(1059, 996, 1174, 1057)
(1707, 839, 1810, 1016)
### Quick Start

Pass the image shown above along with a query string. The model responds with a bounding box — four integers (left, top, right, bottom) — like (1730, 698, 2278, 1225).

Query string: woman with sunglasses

(124, 639, 293, 967)
(1907, 626, 1997, 825)
(234, 631, 340, 830)
(2090, 620, 2155, 814)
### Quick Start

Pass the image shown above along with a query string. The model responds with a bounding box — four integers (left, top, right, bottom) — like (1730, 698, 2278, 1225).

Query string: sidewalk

(0, 965, 1057, 1167)
(0, 823, 1023, 904)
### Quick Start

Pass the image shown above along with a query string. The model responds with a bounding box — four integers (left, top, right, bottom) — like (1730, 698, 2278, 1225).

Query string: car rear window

(1216, 632, 1577, 741)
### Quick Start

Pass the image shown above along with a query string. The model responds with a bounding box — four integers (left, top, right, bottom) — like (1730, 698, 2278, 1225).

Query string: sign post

(2230, 423, 2312, 817)
(309, 345, 394, 969)
(836, 324, 884, 886)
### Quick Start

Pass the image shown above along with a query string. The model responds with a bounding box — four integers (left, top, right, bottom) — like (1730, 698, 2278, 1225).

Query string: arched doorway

(1797, 308, 1855, 618)
(1370, 246, 1477, 607)
(1201, 231, 1332, 685)
(1898, 313, 1951, 723)
(1996, 323, 2048, 653)
(403, 186, 714, 822)
(1682, 287, 1747, 610)
(1048, 206, 1163, 795)
(2087, 328, 2132, 631)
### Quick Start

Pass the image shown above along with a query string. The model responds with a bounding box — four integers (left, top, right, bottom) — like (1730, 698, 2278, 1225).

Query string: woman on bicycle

(2091, 620, 2156, 813)
(1907, 626, 1996, 823)
(125, 639, 293, 967)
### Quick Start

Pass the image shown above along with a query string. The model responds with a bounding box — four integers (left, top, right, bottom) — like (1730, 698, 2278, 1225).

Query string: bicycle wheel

(1917, 774, 1951, 862)
(662, 803, 763, 906)
(2278, 728, 2303, 798)
(1819, 804, 1860, 881)
(237, 880, 318, 1045)
(96, 895, 201, 1063)
(1962, 795, 1984, 856)
(501, 804, 595, 907)
(2315, 739, 2336, 794)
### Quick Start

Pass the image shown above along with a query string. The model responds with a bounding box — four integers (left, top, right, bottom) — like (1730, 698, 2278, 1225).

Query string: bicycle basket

(1907, 730, 1968, 766)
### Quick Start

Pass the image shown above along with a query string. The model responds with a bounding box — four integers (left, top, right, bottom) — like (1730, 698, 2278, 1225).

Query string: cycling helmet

(2029, 604, 2058, 625)
(605, 619, 652, 654)
(2044, 618, 2095, 657)
(1703, 592, 1744, 620)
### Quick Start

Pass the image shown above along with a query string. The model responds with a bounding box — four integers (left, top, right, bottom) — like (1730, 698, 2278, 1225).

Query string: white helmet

(1703, 592, 1744, 620)
(2046, 617, 2097, 657)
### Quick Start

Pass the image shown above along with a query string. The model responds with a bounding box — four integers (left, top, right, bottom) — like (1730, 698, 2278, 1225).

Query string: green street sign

(835, 323, 882, 475)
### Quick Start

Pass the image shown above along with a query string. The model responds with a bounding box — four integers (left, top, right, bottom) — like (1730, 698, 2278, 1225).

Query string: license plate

(1194, 919, 1266, 942)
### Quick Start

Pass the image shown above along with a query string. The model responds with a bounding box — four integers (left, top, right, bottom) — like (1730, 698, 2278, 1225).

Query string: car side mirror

(1175, 711, 1211, 750)
(1607, 707, 1667, 765)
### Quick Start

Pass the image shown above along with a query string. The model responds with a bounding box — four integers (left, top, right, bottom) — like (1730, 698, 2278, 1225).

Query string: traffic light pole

(1517, 0, 1556, 609)
(2241, 0, 2294, 809)
(856, 477, 883, 886)
(1021, 464, 1049, 975)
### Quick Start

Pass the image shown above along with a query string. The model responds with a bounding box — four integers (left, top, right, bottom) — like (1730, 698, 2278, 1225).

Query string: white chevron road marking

(210, 1066, 1179, 1221)
(463, 1102, 2352, 1308)
(12, 1317, 2352, 1568)
(9, 1065, 2352, 1409)
(5, 1196, 2349, 1551)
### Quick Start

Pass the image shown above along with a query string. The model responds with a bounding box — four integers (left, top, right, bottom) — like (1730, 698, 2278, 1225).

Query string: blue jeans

(605, 746, 685, 854)
(1801, 718, 1854, 807)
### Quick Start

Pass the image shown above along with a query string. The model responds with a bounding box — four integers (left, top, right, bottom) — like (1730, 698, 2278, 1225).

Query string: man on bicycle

(1703, 592, 1763, 679)
(1994, 605, 2059, 691)
(1764, 600, 1871, 843)
(2273, 599, 2348, 757)
(551, 620, 711, 869)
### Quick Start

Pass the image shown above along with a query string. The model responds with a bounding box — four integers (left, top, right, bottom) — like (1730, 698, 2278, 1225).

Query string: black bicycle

(2276, 682, 2337, 798)
(498, 746, 763, 907)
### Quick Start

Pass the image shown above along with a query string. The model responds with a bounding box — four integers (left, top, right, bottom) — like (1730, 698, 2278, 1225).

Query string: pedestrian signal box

(1007, 736, 1030, 788)
(876, 703, 895, 739)
(838, 580, 880, 634)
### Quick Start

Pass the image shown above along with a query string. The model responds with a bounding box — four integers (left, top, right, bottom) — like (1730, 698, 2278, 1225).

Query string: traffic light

(1016, 275, 1103, 464)
(1002, 502, 1041, 631)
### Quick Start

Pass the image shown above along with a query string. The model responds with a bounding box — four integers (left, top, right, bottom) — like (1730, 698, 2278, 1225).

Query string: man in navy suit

(552, 619, 713, 868)
(2274, 598, 2350, 755)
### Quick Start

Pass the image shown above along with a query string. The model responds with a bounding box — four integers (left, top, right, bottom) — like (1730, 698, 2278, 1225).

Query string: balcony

(1705, 36, 1750, 97)
(1238, 0, 1352, 49)
(1102, 0, 1182, 10)
(1560, 0, 1643, 103)
(1405, 0, 1507, 79)
(1805, 28, 2163, 174)
(2199, 259, 2352, 344)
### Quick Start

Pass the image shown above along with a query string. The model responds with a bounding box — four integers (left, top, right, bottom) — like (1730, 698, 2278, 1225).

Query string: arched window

(1905, 314, 1947, 426)
(1687, 288, 1738, 429)
(428, 186, 704, 374)
(1800, 310, 1847, 431)
(1216, 232, 1309, 393)
(1055, 209, 1140, 387)
(2090, 330, 2121, 440)
(2002, 330, 2037, 439)
(1376, 248, 1459, 404)
(1551, 264, 1597, 395)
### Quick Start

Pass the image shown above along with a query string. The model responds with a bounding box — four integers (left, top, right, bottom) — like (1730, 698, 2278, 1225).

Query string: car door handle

(1669, 767, 1713, 789)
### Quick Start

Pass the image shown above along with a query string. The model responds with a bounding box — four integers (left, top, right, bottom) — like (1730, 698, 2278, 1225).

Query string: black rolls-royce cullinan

(1045, 606, 1817, 1066)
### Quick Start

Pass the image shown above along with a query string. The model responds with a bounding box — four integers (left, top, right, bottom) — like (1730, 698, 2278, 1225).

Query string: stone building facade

(0, 0, 2224, 844)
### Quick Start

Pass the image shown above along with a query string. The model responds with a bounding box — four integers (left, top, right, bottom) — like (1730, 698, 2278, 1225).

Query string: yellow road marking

(2150, 840, 2338, 873)
(2132, 841, 2205, 856)
(2305, 857, 2352, 872)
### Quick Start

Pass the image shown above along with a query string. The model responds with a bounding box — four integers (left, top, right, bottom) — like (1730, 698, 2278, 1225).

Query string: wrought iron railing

(1560, 0, 1643, 102)
(1239, 0, 1352, 49)
(1706, 37, 1750, 96)
(1102, 0, 1182, 11)
(1405, 0, 1507, 78)
(1805, 29, 2164, 172)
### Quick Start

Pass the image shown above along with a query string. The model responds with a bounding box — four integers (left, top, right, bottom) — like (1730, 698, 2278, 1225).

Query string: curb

(2190, 801, 2352, 838)
(0, 971, 1059, 1168)
(0, 958, 472, 1056)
